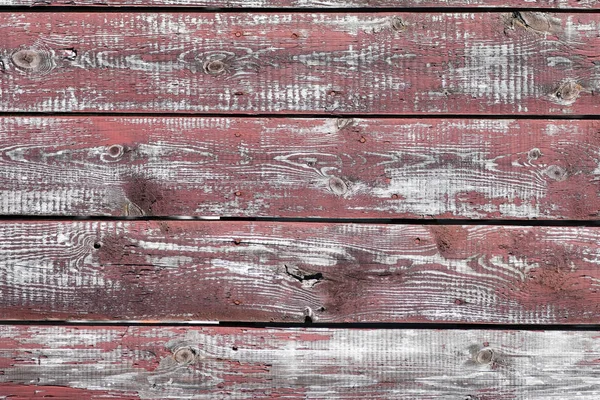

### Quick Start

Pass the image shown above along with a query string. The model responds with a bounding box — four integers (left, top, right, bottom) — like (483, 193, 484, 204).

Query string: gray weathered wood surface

(2, 117, 600, 219)
(3, 220, 600, 324)
(2, 325, 600, 399)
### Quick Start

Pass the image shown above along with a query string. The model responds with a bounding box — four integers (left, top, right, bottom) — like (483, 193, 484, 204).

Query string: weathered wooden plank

(0, 13, 598, 115)
(2, 325, 600, 399)
(2, 0, 600, 9)
(2, 117, 600, 219)
(3, 221, 600, 324)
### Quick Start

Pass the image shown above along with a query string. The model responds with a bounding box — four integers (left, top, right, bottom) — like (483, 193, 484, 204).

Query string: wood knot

(328, 177, 348, 195)
(101, 145, 130, 163)
(391, 16, 406, 32)
(475, 348, 494, 365)
(545, 165, 567, 181)
(173, 347, 197, 365)
(511, 11, 560, 34)
(554, 80, 582, 105)
(528, 148, 542, 161)
(108, 145, 123, 157)
(336, 118, 353, 130)
(203, 59, 227, 75)
(12, 49, 42, 70)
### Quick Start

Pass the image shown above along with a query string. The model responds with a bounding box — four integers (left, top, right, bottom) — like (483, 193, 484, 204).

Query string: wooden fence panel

(2, 325, 600, 398)
(2, 0, 600, 8)
(2, 221, 600, 324)
(2, 117, 600, 219)
(0, 13, 598, 114)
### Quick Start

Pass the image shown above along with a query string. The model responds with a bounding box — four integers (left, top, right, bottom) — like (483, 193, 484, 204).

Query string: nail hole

(232, 346, 238, 351)
(93, 242, 102, 249)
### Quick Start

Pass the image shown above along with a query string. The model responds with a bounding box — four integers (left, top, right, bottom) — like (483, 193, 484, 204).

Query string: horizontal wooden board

(0, 12, 598, 115)
(2, 325, 600, 398)
(3, 221, 600, 324)
(3, 117, 600, 219)
(2, 0, 599, 8)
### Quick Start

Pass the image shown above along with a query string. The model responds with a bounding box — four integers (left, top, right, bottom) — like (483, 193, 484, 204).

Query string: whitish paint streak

(3, 327, 600, 398)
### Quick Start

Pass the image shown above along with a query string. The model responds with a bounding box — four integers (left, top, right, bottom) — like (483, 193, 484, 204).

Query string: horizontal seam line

(0, 7, 599, 13)
(1, 216, 600, 227)
(1, 320, 600, 330)
(0, 112, 598, 120)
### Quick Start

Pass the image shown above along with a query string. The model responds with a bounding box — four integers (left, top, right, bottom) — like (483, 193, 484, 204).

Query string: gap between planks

(4, 320, 600, 331)
(2, 6, 600, 12)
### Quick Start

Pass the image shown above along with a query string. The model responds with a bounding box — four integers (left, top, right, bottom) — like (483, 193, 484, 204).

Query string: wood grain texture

(3, 220, 600, 323)
(2, 325, 600, 399)
(3, 117, 600, 219)
(0, 12, 598, 115)
(2, 0, 600, 9)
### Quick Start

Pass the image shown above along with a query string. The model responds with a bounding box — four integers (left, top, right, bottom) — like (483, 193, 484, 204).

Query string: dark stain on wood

(430, 226, 469, 259)
(123, 174, 165, 216)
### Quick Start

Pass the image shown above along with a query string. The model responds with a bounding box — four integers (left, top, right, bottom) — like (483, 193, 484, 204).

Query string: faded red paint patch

(0, 384, 139, 399)
(496, 229, 600, 319)
(518, 266, 591, 301)
(545, 174, 600, 219)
